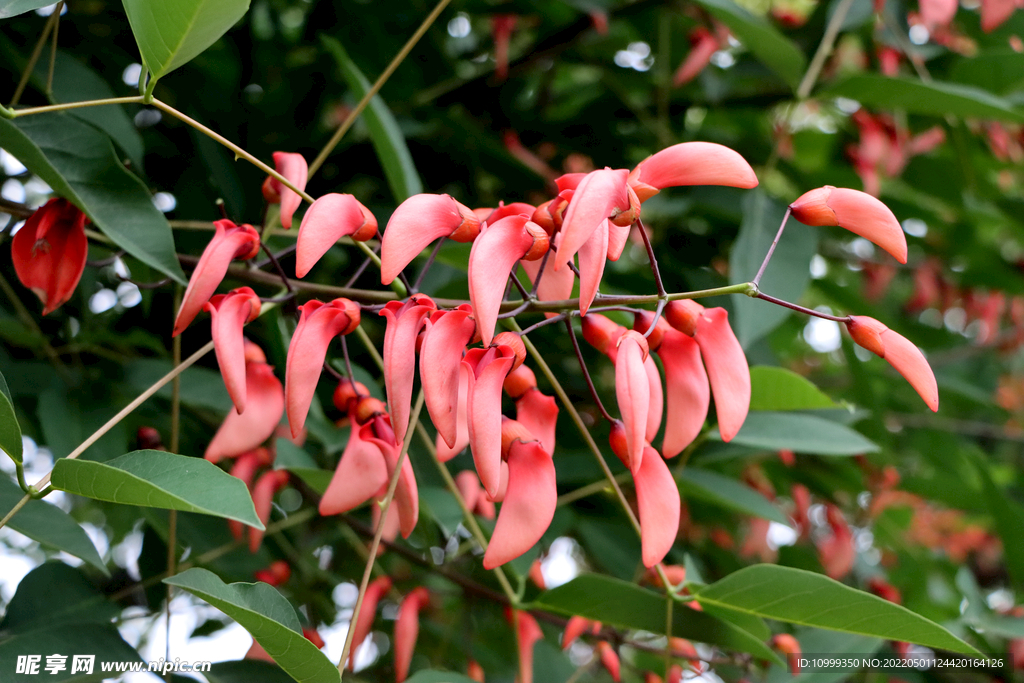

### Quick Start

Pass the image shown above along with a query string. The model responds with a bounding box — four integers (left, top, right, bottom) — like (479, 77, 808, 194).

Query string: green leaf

(121, 0, 251, 80)
(0, 367, 22, 464)
(405, 672, 482, 683)
(821, 75, 1024, 123)
(0, 562, 117, 632)
(165, 568, 341, 683)
(711, 412, 879, 455)
(729, 190, 818, 347)
(0, 624, 143, 682)
(972, 457, 1024, 589)
(205, 660, 299, 683)
(0, 113, 186, 283)
(0, 478, 107, 572)
(765, 629, 881, 683)
(691, 0, 807, 89)
(533, 574, 784, 664)
(749, 366, 837, 411)
(679, 468, 789, 524)
(695, 565, 980, 654)
(0, 0, 54, 18)
(51, 450, 264, 529)
(37, 384, 128, 463)
(950, 50, 1024, 96)
(286, 467, 332, 495)
(321, 35, 423, 201)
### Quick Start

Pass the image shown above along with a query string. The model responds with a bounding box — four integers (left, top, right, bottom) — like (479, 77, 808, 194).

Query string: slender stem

(308, 0, 454, 177)
(557, 471, 630, 507)
(323, 359, 345, 382)
(643, 299, 666, 339)
(564, 317, 614, 423)
(664, 593, 674, 679)
(752, 207, 791, 287)
(166, 287, 182, 678)
(9, 95, 144, 116)
(756, 292, 851, 323)
(253, 243, 297, 270)
(344, 244, 381, 288)
(9, 10, 58, 107)
(415, 422, 518, 603)
(45, 3, 63, 97)
(518, 313, 568, 336)
(636, 219, 666, 298)
(261, 242, 294, 295)
(0, 494, 31, 530)
(337, 391, 426, 675)
(412, 237, 445, 293)
(341, 335, 356, 382)
(29, 340, 216, 493)
(509, 271, 530, 300)
(796, 0, 858, 99)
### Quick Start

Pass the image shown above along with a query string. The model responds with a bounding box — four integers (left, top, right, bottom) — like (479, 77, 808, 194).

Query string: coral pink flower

(261, 152, 308, 230)
(436, 368, 471, 461)
(597, 642, 622, 682)
(254, 559, 291, 586)
(295, 193, 377, 278)
(514, 388, 558, 457)
(657, 329, 709, 457)
(347, 577, 392, 670)
(919, 0, 958, 28)
(463, 343, 517, 497)
(981, 0, 1019, 30)
(285, 298, 361, 437)
(673, 27, 722, 87)
(11, 197, 88, 315)
(174, 220, 261, 336)
(628, 142, 759, 202)
(562, 616, 601, 649)
(772, 634, 802, 674)
(467, 661, 485, 682)
(846, 316, 938, 411)
(789, 186, 907, 264)
(554, 169, 630, 273)
(455, 469, 482, 512)
(205, 356, 285, 462)
(227, 448, 271, 540)
(665, 300, 750, 442)
(394, 587, 431, 682)
(319, 414, 389, 516)
(509, 609, 543, 683)
(249, 470, 289, 552)
(818, 505, 855, 579)
(615, 331, 651, 473)
(205, 288, 261, 414)
(420, 306, 476, 448)
(468, 214, 549, 344)
(380, 194, 480, 285)
(361, 413, 420, 538)
(492, 15, 517, 81)
(380, 295, 437, 443)
(483, 420, 557, 569)
(520, 239, 575, 315)
(847, 317, 937, 409)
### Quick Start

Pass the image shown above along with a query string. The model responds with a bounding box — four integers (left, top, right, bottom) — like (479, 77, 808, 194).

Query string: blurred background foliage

(4, 0, 1024, 681)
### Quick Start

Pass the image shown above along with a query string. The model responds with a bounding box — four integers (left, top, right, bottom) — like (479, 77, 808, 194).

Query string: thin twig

(564, 317, 614, 423)
(9, 10, 58, 106)
(752, 207, 791, 287)
(261, 242, 294, 295)
(636, 219, 666, 298)
(45, 3, 63, 96)
(412, 237, 445, 293)
(756, 292, 851, 323)
(796, 0, 858, 98)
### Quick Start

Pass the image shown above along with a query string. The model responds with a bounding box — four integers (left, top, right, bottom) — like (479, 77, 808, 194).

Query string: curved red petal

(12, 199, 89, 315)
(380, 298, 436, 443)
(615, 334, 650, 473)
(319, 415, 389, 515)
(561, 616, 594, 650)
(483, 440, 556, 569)
(174, 221, 260, 336)
(464, 348, 514, 497)
(348, 577, 392, 670)
(633, 142, 758, 190)
(295, 193, 369, 277)
(394, 588, 430, 682)
(205, 362, 284, 462)
(381, 194, 466, 285)
(645, 355, 663, 443)
(520, 247, 575, 318)
(880, 328, 939, 411)
(657, 330, 709, 457)
(273, 152, 308, 230)
(420, 308, 476, 446)
(206, 288, 260, 414)
(286, 300, 359, 438)
(634, 445, 681, 567)
(469, 215, 539, 345)
(362, 416, 420, 538)
(827, 188, 907, 264)
(455, 470, 482, 512)
(555, 169, 629, 271)
(693, 308, 749, 442)
(514, 611, 543, 683)
(515, 389, 558, 456)
(576, 219, 609, 315)
(606, 219, 631, 262)
(249, 470, 289, 552)
(436, 368, 471, 461)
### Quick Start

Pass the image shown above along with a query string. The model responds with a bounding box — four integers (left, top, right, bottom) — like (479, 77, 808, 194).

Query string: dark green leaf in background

(0, 367, 22, 464)
(0, 113, 187, 283)
(679, 468, 789, 524)
(749, 366, 838, 411)
(711, 411, 878, 454)
(51, 450, 264, 529)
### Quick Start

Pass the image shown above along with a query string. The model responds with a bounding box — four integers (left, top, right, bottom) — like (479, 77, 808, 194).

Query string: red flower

(12, 198, 88, 315)
(261, 151, 308, 229)
(846, 315, 939, 411)
(295, 193, 376, 278)
(205, 288, 261, 414)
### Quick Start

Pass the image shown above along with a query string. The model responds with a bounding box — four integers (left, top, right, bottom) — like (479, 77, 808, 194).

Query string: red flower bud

(12, 198, 88, 315)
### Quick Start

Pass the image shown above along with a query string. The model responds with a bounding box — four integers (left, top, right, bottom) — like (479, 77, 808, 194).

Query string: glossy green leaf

(165, 568, 341, 683)
(729, 191, 818, 347)
(0, 0, 54, 18)
(821, 75, 1024, 123)
(37, 384, 128, 463)
(0, 562, 117, 632)
(533, 574, 783, 664)
(0, 367, 22, 464)
(322, 35, 423, 201)
(51, 450, 264, 529)
(679, 468, 789, 524)
(692, 0, 807, 89)
(405, 672, 482, 683)
(0, 114, 187, 283)
(711, 412, 879, 455)
(749, 366, 837, 411)
(696, 565, 980, 654)
(0, 478, 107, 572)
(950, 50, 1024, 96)
(121, 0, 251, 80)
(204, 660, 298, 683)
